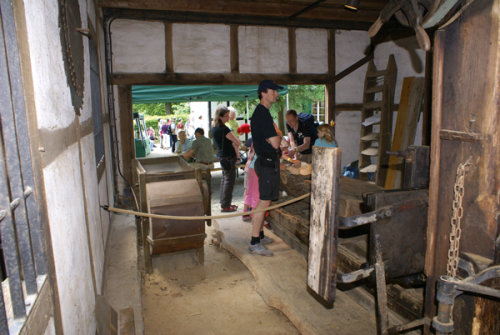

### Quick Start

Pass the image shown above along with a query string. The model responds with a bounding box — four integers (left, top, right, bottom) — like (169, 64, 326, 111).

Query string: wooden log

(307, 146, 341, 304)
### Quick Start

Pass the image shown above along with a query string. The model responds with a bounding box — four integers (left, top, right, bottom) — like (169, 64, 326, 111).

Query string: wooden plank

(384, 77, 414, 189)
(112, 72, 331, 85)
(307, 146, 341, 304)
(230, 24, 239, 73)
(375, 55, 396, 187)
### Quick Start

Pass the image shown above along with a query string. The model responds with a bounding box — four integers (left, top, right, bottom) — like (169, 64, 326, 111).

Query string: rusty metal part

(446, 158, 471, 277)
(338, 206, 393, 229)
(59, 0, 84, 113)
(337, 267, 374, 284)
(432, 266, 500, 334)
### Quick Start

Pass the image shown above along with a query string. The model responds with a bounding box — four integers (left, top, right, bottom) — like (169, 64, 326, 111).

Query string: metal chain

(446, 158, 471, 277)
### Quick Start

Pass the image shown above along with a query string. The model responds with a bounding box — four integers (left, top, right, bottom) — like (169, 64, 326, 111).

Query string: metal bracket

(339, 206, 393, 230)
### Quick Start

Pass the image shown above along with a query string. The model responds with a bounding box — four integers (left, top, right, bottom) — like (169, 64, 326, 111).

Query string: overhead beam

(103, 7, 374, 31)
(112, 72, 331, 86)
(289, 0, 327, 19)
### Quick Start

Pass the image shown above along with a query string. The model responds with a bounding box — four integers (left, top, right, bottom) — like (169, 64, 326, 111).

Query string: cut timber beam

(307, 146, 341, 305)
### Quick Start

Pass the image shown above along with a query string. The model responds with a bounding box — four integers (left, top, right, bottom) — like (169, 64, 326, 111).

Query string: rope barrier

(102, 192, 311, 221)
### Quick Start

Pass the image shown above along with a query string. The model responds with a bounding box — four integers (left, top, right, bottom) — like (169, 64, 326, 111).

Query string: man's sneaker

(260, 236, 275, 245)
(248, 243, 273, 256)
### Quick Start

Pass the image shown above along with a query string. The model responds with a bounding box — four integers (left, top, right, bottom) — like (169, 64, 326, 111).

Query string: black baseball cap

(257, 80, 283, 93)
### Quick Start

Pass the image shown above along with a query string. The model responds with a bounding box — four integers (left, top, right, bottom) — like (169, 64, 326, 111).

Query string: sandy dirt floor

(142, 157, 299, 334)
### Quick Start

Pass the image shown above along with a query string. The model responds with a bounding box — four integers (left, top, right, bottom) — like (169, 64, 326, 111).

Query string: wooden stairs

(359, 55, 397, 186)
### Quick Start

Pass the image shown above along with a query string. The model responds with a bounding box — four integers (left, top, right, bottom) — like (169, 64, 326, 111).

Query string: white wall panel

(43, 145, 96, 334)
(239, 26, 289, 73)
(173, 24, 230, 73)
(24, 0, 74, 129)
(296, 29, 328, 73)
(111, 19, 165, 73)
(335, 30, 370, 104)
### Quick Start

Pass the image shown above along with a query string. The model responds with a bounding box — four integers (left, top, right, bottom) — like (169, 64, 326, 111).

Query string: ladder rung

(365, 85, 384, 94)
(361, 133, 379, 141)
(361, 147, 378, 156)
(360, 164, 377, 173)
(363, 101, 383, 110)
(367, 70, 387, 78)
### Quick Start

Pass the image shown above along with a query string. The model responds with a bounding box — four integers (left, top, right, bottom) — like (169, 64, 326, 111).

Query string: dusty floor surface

(142, 156, 299, 334)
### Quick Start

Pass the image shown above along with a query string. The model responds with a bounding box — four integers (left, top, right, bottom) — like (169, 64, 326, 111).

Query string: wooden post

(307, 146, 341, 304)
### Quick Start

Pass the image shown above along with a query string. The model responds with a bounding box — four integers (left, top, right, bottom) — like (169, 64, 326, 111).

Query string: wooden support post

(118, 85, 134, 186)
(307, 146, 341, 304)
(288, 27, 297, 74)
(165, 22, 173, 74)
(326, 29, 335, 125)
(230, 25, 239, 73)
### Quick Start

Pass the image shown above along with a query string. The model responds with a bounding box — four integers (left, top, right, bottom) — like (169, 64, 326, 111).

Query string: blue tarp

(132, 85, 288, 103)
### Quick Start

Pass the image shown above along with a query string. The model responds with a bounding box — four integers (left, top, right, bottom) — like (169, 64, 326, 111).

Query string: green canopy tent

(132, 85, 288, 104)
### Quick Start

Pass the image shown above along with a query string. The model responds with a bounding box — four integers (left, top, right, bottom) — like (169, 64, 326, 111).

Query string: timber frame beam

(102, 7, 374, 31)
(112, 73, 332, 86)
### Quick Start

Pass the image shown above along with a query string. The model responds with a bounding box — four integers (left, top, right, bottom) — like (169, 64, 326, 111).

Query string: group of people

(156, 117, 185, 153)
(210, 80, 338, 257)
(148, 81, 338, 257)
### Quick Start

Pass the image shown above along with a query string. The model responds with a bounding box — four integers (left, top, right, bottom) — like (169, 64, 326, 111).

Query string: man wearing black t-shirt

(249, 80, 283, 256)
(285, 109, 314, 163)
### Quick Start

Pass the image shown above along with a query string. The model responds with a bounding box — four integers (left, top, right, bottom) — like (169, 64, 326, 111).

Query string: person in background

(249, 79, 283, 256)
(211, 105, 241, 212)
(175, 130, 192, 154)
(314, 124, 338, 148)
(285, 109, 315, 163)
(177, 118, 184, 131)
(161, 120, 170, 149)
(183, 128, 216, 169)
(227, 107, 239, 135)
(170, 117, 178, 153)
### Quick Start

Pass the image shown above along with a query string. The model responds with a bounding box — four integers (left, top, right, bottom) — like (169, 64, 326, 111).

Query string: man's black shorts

(255, 156, 280, 201)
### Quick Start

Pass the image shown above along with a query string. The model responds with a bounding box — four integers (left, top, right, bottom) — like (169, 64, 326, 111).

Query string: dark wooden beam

(100, 0, 382, 23)
(112, 72, 331, 86)
(333, 52, 373, 83)
(289, 0, 327, 19)
(288, 27, 297, 74)
(326, 29, 335, 125)
(103, 7, 374, 31)
(230, 25, 239, 73)
(164, 23, 173, 73)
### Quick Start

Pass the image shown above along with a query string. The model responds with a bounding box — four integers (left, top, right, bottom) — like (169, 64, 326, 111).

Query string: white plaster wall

(111, 19, 166, 73)
(296, 29, 328, 74)
(173, 24, 230, 73)
(374, 36, 426, 103)
(335, 111, 362, 168)
(81, 134, 105, 294)
(335, 30, 370, 104)
(24, 0, 74, 129)
(23, 0, 113, 333)
(334, 31, 426, 166)
(43, 145, 96, 334)
(239, 26, 289, 73)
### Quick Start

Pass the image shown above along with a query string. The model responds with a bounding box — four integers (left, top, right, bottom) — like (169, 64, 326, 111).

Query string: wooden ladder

(358, 55, 397, 186)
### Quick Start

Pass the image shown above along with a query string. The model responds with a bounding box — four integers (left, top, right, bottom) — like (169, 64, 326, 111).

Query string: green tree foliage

(226, 85, 325, 120)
